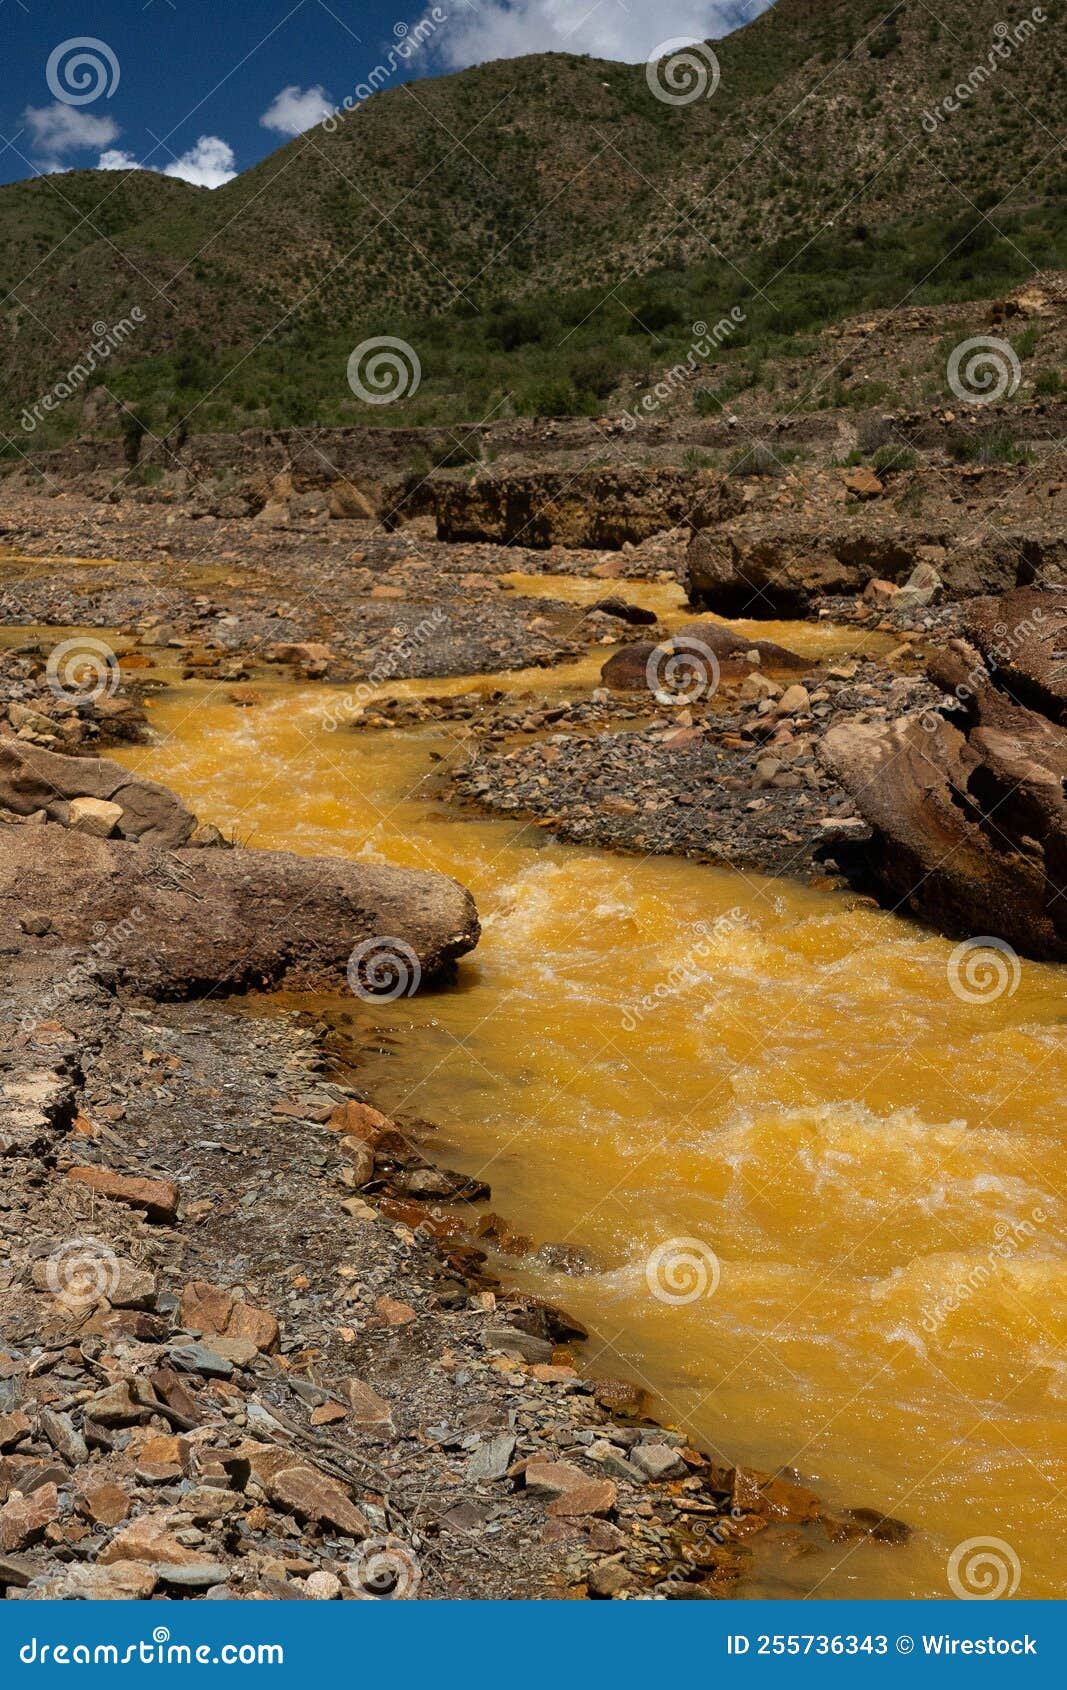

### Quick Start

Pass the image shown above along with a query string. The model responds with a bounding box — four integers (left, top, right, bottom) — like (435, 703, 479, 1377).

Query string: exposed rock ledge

(821, 588, 1067, 959)
(0, 742, 480, 998)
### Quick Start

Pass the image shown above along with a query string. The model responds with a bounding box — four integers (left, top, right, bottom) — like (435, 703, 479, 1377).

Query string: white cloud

(97, 148, 142, 172)
(434, 0, 772, 68)
(23, 102, 120, 163)
(260, 83, 334, 137)
(162, 136, 237, 188)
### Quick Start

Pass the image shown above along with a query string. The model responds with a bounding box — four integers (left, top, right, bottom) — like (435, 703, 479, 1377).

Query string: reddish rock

(0, 1483, 59, 1551)
(77, 1483, 131, 1527)
(327, 1100, 393, 1142)
(264, 1465, 369, 1538)
(66, 1166, 179, 1224)
(374, 1295, 416, 1327)
(343, 1377, 393, 1428)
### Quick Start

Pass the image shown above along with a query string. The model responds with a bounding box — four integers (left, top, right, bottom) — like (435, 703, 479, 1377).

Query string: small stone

(0, 1483, 59, 1551)
(630, 1443, 687, 1482)
(77, 1482, 131, 1527)
(66, 1166, 179, 1224)
(466, 1435, 516, 1484)
(344, 1377, 393, 1428)
(327, 1100, 392, 1142)
(226, 1302, 280, 1354)
(265, 1465, 369, 1539)
(157, 1562, 232, 1589)
(305, 1570, 342, 1600)
(587, 1562, 637, 1599)
(482, 1326, 553, 1364)
(374, 1295, 416, 1327)
(169, 1342, 234, 1379)
(67, 796, 123, 837)
(0, 1411, 31, 1452)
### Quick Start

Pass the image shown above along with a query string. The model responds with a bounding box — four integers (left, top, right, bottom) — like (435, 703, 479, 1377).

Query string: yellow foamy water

(112, 666, 1067, 1600)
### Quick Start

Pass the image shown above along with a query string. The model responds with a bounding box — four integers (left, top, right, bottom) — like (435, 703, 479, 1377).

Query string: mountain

(1, 0, 1063, 447)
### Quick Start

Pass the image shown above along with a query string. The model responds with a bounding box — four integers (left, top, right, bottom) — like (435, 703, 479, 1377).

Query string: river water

(105, 617, 1067, 1601)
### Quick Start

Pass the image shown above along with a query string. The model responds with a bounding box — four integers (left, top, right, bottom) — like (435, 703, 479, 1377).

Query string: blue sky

(0, 0, 770, 189)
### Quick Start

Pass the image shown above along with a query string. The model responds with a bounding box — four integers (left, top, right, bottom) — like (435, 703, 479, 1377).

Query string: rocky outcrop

(688, 523, 1067, 617)
(0, 824, 479, 997)
(0, 741, 196, 846)
(435, 469, 710, 549)
(821, 588, 1067, 958)
(0, 742, 479, 996)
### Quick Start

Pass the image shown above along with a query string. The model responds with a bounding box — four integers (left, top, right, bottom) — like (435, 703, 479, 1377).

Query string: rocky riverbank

(0, 721, 913, 1602)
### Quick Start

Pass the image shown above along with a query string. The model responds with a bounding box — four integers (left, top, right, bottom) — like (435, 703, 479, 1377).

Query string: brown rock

(99, 1513, 205, 1567)
(326, 1100, 393, 1142)
(77, 1483, 131, 1527)
(338, 1138, 375, 1186)
(374, 1295, 416, 1327)
(226, 1302, 280, 1354)
(524, 1460, 618, 1519)
(0, 1483, 59, 1551)
(180, 1280, 235, 1334)
(343, 1377, 393, 1428)
(66, 1166, 179, 1224)
(264, 1466, 369, 1539)
(844, 467, 884, 500)
(0, 1412, 30, 1453)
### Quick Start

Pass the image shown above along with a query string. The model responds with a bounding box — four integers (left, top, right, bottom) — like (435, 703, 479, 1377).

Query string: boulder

(0, 817, 479, 997)
(821, 589, 1067, 958)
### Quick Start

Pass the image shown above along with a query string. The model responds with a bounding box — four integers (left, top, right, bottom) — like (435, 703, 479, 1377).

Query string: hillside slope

(1, 0, 1062, 444)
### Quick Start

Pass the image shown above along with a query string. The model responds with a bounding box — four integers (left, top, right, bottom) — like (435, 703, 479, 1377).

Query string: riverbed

(111, 658, 1067, 1600)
